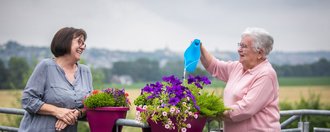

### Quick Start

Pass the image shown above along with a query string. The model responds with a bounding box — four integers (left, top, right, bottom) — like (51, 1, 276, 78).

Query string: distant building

(110, 75, 133, 85)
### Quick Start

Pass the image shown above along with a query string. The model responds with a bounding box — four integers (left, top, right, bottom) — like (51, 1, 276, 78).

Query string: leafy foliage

(196, 92, 228, 117)
(83, 88, 130, 109)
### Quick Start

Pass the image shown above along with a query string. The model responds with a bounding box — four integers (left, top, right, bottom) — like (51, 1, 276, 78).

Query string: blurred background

(1, 0, 330, 131)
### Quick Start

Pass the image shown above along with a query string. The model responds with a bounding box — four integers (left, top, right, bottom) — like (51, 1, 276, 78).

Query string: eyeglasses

(237, 42, 248, 49)
(77, 38, 86, 48)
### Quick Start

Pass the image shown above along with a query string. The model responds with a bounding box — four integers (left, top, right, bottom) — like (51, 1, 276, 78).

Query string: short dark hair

(50, 27, 87, 57)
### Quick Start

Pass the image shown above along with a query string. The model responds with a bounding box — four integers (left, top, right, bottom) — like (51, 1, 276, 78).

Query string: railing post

(298, 121, 309, 132)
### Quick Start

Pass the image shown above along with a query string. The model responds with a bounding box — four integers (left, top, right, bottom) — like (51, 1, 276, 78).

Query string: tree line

(273, 58, 330, 77)
(0, 57, 329, 89)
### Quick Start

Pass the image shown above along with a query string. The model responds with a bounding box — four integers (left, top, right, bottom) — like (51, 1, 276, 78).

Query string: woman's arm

(38, 103, 77, 125)
(200, 43, 213, 69)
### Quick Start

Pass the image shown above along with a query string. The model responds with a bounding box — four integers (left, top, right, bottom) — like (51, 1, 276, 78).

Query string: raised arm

(200, 43, 213, 69)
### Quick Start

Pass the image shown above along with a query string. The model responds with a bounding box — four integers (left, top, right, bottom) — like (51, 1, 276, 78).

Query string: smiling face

(70, 35, 86, 61)
(237, 36, 261, 71)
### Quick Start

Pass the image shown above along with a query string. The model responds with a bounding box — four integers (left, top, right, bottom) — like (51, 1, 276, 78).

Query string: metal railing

(0, 107, 149, 132)
(280, 109, 330, 132)
(1, 107, 330, 132)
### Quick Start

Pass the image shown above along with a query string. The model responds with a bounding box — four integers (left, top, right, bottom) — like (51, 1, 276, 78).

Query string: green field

(278, 76, 330, 86)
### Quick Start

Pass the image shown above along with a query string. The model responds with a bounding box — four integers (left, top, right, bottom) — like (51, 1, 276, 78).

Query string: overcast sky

(1, 0, 330, 52)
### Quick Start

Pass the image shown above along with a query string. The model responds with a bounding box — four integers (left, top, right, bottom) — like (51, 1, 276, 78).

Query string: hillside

(1, 41, 330, 68)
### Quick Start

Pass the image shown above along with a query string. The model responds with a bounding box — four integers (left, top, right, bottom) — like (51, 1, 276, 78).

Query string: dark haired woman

(19, 27, 93, 132)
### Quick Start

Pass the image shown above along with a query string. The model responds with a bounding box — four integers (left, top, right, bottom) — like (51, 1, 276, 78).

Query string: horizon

(1, 0, 330, 52)
(2, 40, 330, 53)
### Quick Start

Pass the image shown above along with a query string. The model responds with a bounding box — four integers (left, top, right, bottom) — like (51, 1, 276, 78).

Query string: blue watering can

(184, 39, 201, 73)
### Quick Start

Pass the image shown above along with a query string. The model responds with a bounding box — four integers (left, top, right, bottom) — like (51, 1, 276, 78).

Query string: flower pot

(147, 116, 207, 132)
(137, 107, 207, 132)
(86, 107, 129, 132)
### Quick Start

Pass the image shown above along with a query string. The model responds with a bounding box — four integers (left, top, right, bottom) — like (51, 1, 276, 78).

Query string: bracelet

(75, 108, 83, 118)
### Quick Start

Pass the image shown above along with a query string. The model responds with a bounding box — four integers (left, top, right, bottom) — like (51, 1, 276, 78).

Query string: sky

(1, 0, 330, 52)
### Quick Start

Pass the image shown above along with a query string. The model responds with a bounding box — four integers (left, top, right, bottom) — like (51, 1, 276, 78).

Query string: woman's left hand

(223, 110, 232, 122)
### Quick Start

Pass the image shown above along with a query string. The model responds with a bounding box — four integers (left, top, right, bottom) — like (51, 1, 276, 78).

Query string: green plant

(83, 88, 130, 109)
(134, 75, 228, 131)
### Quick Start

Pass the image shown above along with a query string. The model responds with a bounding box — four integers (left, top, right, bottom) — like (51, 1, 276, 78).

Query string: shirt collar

(245, 59, 269, 75)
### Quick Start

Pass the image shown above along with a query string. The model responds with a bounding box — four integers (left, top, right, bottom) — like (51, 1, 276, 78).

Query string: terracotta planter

(86, 107, 129, 132)
(137, 107, 207, 132)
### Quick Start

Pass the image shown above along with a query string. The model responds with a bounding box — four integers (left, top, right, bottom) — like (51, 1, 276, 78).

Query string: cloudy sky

(1, 0, 330, 52)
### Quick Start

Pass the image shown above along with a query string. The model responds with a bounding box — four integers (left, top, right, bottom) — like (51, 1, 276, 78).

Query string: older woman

(19, 27, 93, 132)
(200, 27, 280, 131)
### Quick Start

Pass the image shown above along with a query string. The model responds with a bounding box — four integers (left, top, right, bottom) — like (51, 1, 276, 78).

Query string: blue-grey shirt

(18, 58, 93, 132)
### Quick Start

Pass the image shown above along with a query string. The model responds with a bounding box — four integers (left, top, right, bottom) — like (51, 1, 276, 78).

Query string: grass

(278, 76, 330, 86)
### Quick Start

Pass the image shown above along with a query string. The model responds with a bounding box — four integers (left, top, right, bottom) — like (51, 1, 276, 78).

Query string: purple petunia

(140, 75, 210, 112)
(162, 75, 182, 86)
(168, 97, 180, 106)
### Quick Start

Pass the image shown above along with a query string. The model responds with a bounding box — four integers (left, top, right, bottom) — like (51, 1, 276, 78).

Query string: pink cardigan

(206, 57, 280, 132)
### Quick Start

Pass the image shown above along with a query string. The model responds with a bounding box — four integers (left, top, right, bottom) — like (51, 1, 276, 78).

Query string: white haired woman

(200, 27, 280, 131)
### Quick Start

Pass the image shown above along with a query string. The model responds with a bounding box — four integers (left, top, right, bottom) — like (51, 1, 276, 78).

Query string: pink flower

(165, 124, 170, 129)
(181, 127, 187, 132)
(143, 105, 147, 109)
(167, 120, 172, 125)
(162, 111, 167, 116)
(170, 107, 176, 114)
(176, 109, 180, 114)
(194, 114, 198, 119)
(135, 111, 140, 116)
(186, 124, 191, 128)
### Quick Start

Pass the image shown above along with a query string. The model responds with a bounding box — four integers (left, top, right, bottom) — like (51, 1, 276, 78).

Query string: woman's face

(70, 35, 86, 61)
(237, 36, 260, 70)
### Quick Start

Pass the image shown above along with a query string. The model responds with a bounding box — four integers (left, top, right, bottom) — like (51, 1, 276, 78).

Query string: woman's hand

(55, 119, 68, 131)
(73, 109, 81, 119)
(55, 109, 80, 131)
(55, 108, 77, 125)
(38, 103, 78, 125)
(223, 110, 233, 122)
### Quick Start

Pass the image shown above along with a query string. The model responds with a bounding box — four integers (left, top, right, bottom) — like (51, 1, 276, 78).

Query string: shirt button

(74, 100, 77, 102)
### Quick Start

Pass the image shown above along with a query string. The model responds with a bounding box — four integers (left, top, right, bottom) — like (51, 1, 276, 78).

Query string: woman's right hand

(55, 108, 77, 125)
(55, 119, 68, 131)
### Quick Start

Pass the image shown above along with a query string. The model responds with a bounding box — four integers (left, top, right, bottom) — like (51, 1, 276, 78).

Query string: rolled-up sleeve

(21, 61, 47, 113)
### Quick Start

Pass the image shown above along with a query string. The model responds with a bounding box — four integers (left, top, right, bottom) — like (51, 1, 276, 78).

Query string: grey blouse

(18, 58, 93, 132)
